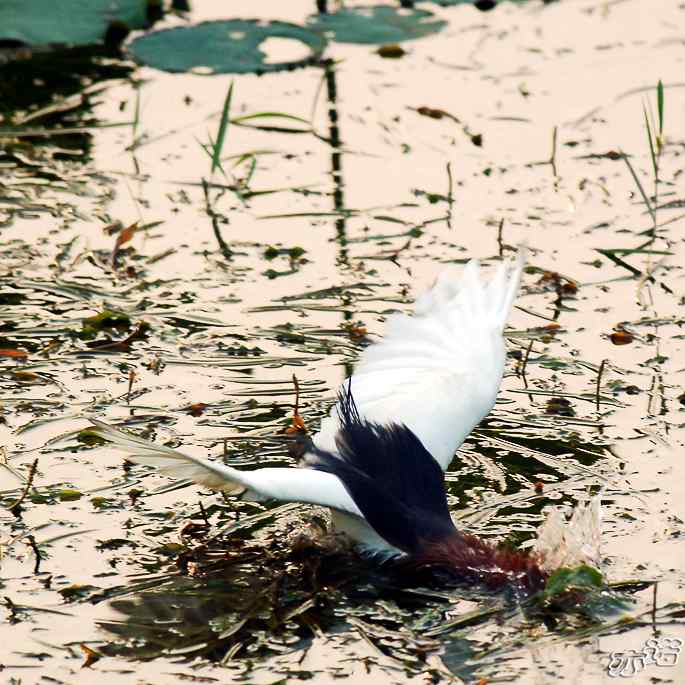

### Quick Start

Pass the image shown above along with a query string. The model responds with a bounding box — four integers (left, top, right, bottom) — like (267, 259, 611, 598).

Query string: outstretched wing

(88, 419, 363, 517)
(314, 250, 526, 469)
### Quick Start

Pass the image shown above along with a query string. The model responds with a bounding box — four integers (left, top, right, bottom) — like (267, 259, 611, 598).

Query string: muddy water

(1, 0, 684, 683)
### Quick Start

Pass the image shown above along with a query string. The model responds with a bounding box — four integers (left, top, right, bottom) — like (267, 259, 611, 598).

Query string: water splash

(532, 495, 603, 572)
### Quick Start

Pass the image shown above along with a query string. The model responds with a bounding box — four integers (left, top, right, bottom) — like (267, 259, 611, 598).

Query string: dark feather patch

(305, 384, 547, 593)
(306, 383, 457, 554)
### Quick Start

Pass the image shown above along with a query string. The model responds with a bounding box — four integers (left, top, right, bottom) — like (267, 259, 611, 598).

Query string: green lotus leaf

(427, 0, 526, 8)
(127, 20, 328, 75)
(306, 6, 447, 45)
(544, 565, 604, 597)
(0, 0, 147, 46)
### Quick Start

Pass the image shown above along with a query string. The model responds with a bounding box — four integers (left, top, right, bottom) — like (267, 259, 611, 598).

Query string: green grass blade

(196, 135, 227, 178)
(596, 249, 642, 278)
(197, 138, 213, 161)
(599, 246, 672, 257)
(212, 81, 234, 174)
(621, 151, 655, 224)
(231, 111, 310, 126)
(657, 79, 664, 136)
(643, 105, 657, 178)
(131, 84, 141, 145)
(244, 155, 257, 186)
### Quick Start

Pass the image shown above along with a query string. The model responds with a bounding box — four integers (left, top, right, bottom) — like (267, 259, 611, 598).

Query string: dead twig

(202, 178, 233, 261)
(199, 500, 211, 528)
(8, 458, 39, 514)
(27, 534, 42, 574)
(596, 359, 607, 411)
(286, 374, 307, 434)
(446, 162, 454, 230)
(550, 125, 558, 177)
(126, 369, 136, 404)
(497, 218, 504, 257)
(521, 339, 534, 389)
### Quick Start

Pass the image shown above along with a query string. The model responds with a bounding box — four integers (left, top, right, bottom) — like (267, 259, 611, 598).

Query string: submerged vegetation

(1, 1, 684, 683)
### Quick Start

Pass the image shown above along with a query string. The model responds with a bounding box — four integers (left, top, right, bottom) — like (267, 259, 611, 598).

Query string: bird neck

(409, 530, 548, 594)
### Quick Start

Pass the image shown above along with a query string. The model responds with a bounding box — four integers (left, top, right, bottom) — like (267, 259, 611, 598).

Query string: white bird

(90, 250, 550, 591)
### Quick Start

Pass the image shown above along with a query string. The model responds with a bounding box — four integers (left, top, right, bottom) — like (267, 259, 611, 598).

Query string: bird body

(90, 250, 543, 588)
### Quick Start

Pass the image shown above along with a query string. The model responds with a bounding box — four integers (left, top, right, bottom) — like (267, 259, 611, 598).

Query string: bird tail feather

(87, 418, 247, 493)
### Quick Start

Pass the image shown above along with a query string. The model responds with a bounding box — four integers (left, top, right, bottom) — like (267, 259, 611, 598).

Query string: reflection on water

(94, 518, 637, 680)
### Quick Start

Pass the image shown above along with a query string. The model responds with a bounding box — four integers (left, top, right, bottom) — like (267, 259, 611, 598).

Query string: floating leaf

(186, 402, 209, 417)
(377, 44, 406, 58)
(86, 322, 150, 351)
(82, 310, 132, 337)
(111, 221, 138, 263)
(59, 584, 100, 601)
(263, 245, 307, 261)
(6, 371, 41, 383)
(80, 643, 102, 668)
(0, 0, 147, 47)
(307, 7, 446, 45)
(543, 565, 604, 598)
(545, 397, 575, 417)
(78, 429, 107, 446)
(0, 348, 28, 359)
(417, 106, 449, 120)
(97, 538, 138, 550)
(157, 542, 186, 557)
(127, 20, 327, 74)
(610, 331, 634, 346)
(427, 0, 527, 8)
(285, 414, 307, 434)
(58, 488, 83, 502)
(346, 324, 368, 340)
(90, 496, 113, 509)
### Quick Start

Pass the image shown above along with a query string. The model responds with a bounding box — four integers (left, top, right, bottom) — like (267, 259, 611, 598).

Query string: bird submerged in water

(90, 249, 596, 594)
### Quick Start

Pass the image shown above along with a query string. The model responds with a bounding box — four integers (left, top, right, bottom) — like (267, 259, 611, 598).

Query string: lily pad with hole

(127, 20, 328, 75)
(0, 0, 147, 46)
(306, 6, 447, 45)
(426, 0, 527, 8)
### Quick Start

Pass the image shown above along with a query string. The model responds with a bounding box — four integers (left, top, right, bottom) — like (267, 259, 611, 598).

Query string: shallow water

(1, 1, 684, 683)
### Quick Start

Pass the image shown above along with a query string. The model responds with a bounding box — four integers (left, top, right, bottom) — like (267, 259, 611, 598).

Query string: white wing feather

(314, 250, 526, 469)
(88, 419, 363, 518)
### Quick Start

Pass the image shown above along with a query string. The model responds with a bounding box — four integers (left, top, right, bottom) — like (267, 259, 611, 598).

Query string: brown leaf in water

(111, 221, 138, 263)
(417, 106, 448, 120)
(609, 330, 634, 346)
(286, 413, 307, 434)
(87, 322, 150, 351)
(187, 402, 209, 417)
(7, 370, 41, 382)
(80, 643, 101, 668)
(377, 44, 406, 58)
(0, 348, 28, 358)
